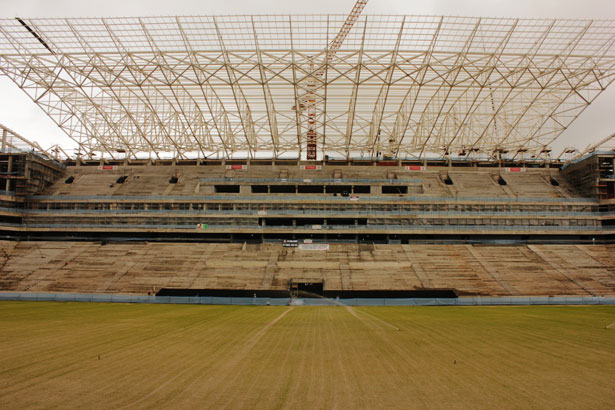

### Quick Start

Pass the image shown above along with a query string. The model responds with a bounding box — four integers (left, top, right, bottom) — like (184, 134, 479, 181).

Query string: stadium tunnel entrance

(290, 279, 325, 298)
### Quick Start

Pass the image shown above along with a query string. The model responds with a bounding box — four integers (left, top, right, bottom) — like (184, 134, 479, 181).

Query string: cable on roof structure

(1, 15, 615, 161)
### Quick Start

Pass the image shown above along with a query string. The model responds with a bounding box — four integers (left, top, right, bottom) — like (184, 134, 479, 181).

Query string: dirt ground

(1, 302, 614, 409)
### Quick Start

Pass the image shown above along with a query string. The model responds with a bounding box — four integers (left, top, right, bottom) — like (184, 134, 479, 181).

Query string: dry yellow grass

(1, 302, 614, 409)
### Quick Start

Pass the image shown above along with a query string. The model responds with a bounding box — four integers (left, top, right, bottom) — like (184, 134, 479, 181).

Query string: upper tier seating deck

(504, 172, 574, 198)
(447, 172, 509, 197)
(41, 165, 584, 200)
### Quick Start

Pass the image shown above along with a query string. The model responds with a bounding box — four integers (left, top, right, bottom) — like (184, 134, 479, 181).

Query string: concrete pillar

(1, 128, 7, 152)
(6, 154, 13, 191)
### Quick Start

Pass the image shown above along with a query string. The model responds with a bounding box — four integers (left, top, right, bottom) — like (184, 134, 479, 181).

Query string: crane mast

(301, 0, 368, 160)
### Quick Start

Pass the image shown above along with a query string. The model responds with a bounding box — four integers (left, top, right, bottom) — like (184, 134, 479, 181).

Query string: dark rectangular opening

(382, 185, 408, 194)
(156, 287, 457, 299)
(265, 218, 294, 226)
(357, 218, 367, 225)
(359, 234, 388, 244)
(64, 176, 74, 184)
(168, 176, 178, 184)
(497, 176, 507, 185)
(327, 218, 355, 225)
(296, 218, 325, 226)
(265, 233, 296, 241)
(549, 177, 560, 186)
(0, 215, 22, 224)
(116, 175, 127, 184)
(252, 185, 268, 193)
(353, 185, 370, 194)
(328, 234, 358, 242)
(234, 233, 262, 243)
(298, 185, 324, 193)
(215, 185, 240, 193)
(157, 287, 457, 299)
(295, 281, 324, 297)
(326, 185, 352, 194)
(323, 289, 458, 299)
(157, 288, 289, 298)
(270, 185, 296, 193)
(443, 175, 454, 185)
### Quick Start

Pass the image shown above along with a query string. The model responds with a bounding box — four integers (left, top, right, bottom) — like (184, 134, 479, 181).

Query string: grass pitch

(1, 302, 614, 410)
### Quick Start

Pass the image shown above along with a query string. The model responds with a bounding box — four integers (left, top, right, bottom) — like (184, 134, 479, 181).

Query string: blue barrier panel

(381, 298, 412, 306)
(90, 294, 109, 302)
(211, 296, 231, 305)
(412, 298, 439, 306)
(300, 298, 332, 306)
(0, 292, 614, 306)
(357, 298, 386, 306)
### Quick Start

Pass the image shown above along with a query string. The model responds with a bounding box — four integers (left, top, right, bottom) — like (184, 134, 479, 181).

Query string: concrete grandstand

(1, 6, 615, 301)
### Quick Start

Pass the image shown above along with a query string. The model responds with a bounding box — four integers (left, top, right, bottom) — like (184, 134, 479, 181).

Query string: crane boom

(327, 0, 368, 63)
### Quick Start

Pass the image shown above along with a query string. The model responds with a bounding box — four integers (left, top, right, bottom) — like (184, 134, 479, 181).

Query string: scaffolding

(1, 124, 65, 196)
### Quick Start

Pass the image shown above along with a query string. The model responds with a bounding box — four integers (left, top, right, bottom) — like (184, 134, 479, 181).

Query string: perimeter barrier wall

(1, 292, 614, 306)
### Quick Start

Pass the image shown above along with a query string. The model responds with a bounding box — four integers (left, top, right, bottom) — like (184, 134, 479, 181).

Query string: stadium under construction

(1, 2, 615, 300)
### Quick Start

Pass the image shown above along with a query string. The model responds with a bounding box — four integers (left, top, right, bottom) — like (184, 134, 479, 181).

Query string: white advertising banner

(299, 243, 330, 251)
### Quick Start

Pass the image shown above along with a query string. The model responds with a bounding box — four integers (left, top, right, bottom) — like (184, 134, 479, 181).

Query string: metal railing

(7, 222, 609, 232)
(6, 206, 606, 218)
(29, 193, 598, 204)
(200, 177, 422, 184)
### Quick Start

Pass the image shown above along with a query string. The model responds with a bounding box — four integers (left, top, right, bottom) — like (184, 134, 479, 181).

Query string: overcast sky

(1, 0, 614, 156)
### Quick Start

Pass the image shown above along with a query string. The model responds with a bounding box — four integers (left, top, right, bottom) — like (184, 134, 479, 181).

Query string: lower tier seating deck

(1, 241, 614, 297)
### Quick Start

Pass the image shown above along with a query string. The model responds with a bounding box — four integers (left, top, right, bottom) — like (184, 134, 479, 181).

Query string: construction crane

(296, 0, 368, 160)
